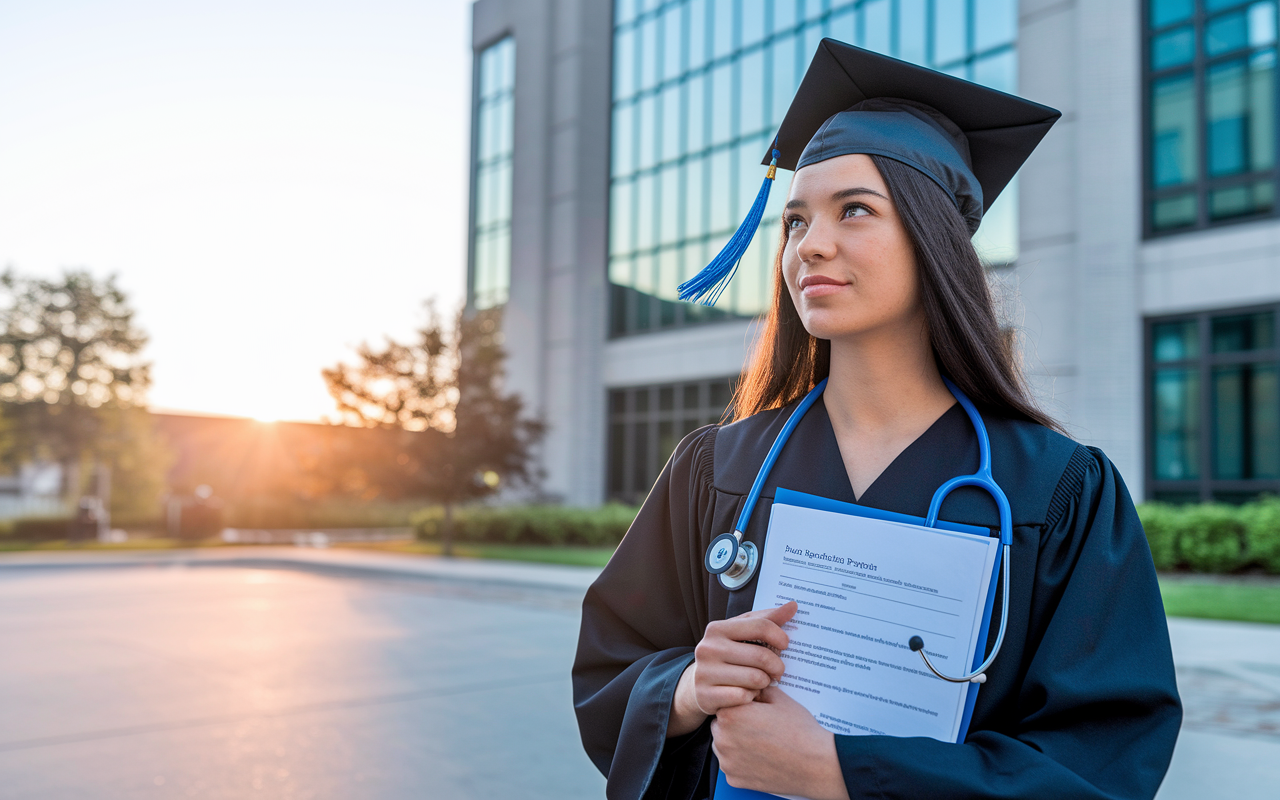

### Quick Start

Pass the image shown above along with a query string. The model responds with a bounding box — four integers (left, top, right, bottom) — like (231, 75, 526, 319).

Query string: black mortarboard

(677, 39, 1060, 306)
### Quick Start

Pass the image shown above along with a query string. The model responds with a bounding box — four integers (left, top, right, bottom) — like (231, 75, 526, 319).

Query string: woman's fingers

(703, 613, 792, 653)
(695, 636, 786, 678)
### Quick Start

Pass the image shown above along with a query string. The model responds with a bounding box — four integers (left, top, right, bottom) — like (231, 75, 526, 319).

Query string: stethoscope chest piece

(705, 531, 759, 590)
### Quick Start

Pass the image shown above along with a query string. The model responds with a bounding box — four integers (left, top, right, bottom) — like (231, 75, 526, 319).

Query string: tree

(0, 269, 161, 518)
(322, 303, 545, 554)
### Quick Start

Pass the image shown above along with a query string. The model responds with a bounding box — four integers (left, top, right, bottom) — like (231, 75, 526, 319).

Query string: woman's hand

(712, 686, 850, 800)
(666, 602, 797, 737)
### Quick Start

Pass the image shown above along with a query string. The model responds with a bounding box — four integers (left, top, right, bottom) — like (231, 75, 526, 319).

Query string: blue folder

(712, 487, 1002, 800)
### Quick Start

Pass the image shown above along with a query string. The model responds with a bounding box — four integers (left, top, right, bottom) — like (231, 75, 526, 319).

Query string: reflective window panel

(471, 37, 516, 310)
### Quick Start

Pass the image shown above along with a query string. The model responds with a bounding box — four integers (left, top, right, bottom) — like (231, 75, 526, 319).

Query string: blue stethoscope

(703, 376, 1013, 685)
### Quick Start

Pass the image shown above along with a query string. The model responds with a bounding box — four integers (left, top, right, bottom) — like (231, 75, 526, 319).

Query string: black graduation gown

(572, 396, 1182, 800)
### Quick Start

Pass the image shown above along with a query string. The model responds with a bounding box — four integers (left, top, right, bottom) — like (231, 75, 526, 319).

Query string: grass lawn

(1158, 576, 1280, 625)
(339, 540, 617, 567)
(0, 537, 223, 553)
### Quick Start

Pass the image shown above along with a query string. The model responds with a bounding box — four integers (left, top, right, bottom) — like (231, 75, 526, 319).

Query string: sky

(0, 0, 474, 422)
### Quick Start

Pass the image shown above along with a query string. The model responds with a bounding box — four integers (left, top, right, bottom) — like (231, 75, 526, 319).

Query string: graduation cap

(677, 39, 1061, 306)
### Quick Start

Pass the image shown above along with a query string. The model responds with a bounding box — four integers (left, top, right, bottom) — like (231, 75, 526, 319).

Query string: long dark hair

(731, 154, 1060, 432)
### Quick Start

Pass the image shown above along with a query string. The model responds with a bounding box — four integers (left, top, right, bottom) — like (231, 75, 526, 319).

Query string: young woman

(574, 42, 1181, 800)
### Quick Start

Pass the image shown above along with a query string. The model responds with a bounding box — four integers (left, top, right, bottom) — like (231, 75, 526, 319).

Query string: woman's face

(781, 154, 923, 343)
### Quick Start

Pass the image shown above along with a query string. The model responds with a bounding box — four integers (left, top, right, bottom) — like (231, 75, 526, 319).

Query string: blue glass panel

(829, 8, 856, 46)
(686, 73, 707, 153)
(662, 5, 683, 81)
(1152, 193, 1198, 228)
(1212, 311, 1275, 351)
(803, 21, 825, 65)
(770, 34, 798, 126)
(1209, 180, 1276, 218)
(739, 48, 765, 135)
(899, 0, 928, 63)
(714, 0, 735, 58)
(1207, 0, 1250, 12)
(1153, 367, 1201, 480)
(1153, 319, 1199, 361)
(973, 49, 1017, 93)
(1207, 60, 1248, 175)
(661, 84, 681, 162)
(659, 164, 681, 245)
(616, 0, 639, 27)
(1151, 72, 1198, 186)
(864, 0, 891, 54)
(710, 61, 733, 144)
(636, 172, 655, 250)
(1151, 0, 1194, 28)
(1251, 1, 1278, 46)
(934, 0, 969, 65)
(610, 179, 635, 256)
(772, 0, 799, 33)
(1207, 11, 1250, 56)
(637, 94, 657, 169)
(684, 155, 708, 238)
(640, 16, 658, 90)
(689, 0, 708, 69)
(612, 102, 635, 174)
(1152, 26, 1195, 70)
(803, 0, 826, 22)
(1213, 363, 1280, 479)
(975, 0, 1018, 51)
(742, 0, 766, 47)
(615, 28, 637, 99)
(709, 148, 733, 231)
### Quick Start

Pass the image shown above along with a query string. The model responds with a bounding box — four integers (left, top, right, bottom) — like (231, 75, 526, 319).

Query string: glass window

(1152, 26, 1195, 70)
(713, 0, 735, 58)
(864, 0, 892, 54)
(975, 0, 1017, 53)
(471, 37, 516, 310)
(739, 48, 765, 136)
(934, 0, 970, 65)
(607, 377, 736, 501)
(1153, 319, 1200, 360)
(973, 49, 1017, 94)
(1152, 0, 1195, 28)
(742, 0, 766, 47)
(608, 0, 1021, 335)
(1212, 311, 1276, 351)
(1146, 0, 1280, 234)
(1148, 306, 1280, 500)
(1153, 367, 1201, 480)
(1207, 11, 1250, 56)
(899, 0, 929, 64)
(1151, 73, 1199, 187)
(662, 5, 684, 81)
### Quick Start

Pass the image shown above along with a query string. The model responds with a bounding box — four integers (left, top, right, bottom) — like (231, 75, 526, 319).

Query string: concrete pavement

(1, 547, 1278, 798)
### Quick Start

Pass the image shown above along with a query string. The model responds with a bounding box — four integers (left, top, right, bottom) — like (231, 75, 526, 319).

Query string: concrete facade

(471, 0, 1280, 505)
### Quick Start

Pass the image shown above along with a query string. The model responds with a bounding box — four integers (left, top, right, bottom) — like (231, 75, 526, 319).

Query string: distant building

(0, 462, 64, 520)
(468, 0, 1280, 505)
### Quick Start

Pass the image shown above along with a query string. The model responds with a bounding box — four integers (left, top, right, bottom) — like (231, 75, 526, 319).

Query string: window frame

(1145, 302, 1280, 501)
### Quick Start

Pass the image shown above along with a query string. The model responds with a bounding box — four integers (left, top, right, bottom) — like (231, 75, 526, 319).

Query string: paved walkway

(2, 548, 1277, 798)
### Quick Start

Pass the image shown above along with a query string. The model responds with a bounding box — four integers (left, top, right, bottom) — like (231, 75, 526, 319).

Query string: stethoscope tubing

(708, 375, 1014, 684)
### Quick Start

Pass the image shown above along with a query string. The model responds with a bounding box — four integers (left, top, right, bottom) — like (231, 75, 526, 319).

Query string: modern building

(467, 0, 1280, 506)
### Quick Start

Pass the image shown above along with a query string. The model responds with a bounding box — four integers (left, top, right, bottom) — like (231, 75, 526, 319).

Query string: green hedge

(413, 504, 641, 547)
(1137, 497, 1280, 573)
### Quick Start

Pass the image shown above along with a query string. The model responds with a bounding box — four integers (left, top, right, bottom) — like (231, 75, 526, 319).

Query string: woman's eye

(843, 204, 871, 219)
(786, 216, 805, 230)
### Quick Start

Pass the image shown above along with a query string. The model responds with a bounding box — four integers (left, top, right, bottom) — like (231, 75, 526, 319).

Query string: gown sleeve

(833, 446, 1183, 800)
(572, 426, 720, 800)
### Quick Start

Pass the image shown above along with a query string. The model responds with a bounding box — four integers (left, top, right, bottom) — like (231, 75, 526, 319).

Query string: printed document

(755, 496, 1000, 744)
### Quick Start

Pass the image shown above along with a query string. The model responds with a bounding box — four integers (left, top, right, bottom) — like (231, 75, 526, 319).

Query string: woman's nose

(795, 216, 838, 263)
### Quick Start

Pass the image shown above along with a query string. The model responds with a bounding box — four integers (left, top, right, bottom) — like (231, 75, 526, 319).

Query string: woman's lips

(799, 274, 849, 298)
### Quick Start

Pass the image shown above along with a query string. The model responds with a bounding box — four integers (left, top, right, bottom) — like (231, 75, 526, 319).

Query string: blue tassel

(677, 148, 781, 306)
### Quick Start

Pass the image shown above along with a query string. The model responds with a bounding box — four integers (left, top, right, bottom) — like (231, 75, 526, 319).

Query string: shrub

(1136, 503, 1180, 570)
(1177, 504, 1247, 573)
(7, 517, 75, 542)
(1243, 497, 1280, 574)
(413, 504, 640, 547)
